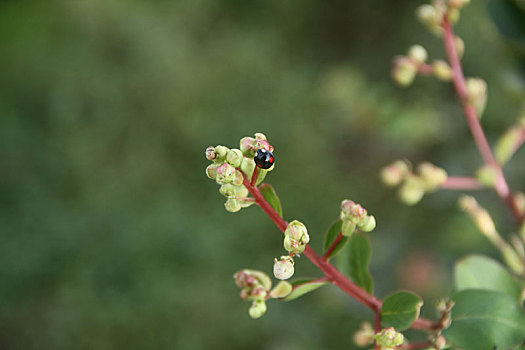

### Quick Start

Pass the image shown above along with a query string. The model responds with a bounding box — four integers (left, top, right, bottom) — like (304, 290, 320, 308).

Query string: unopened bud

(448, 0, 470, 9)
(432, 60, 453, 81)
(475, 165, 498, 188)
(233, 269, 272, 291)
(249, 300, 267, 319)
(434, 335, 447, 349)
(455, 36, 465, 59)
(240, 137, 256, 157)
(447, 7, 460, 24)
(416, 4, 443, 35)
(392, 56, 417, 87)
(273, 256, 295, 280)
(226, 148, 243, 168)
(341, 200, 367, 222)
(341, 220, 357, 237)
(459, 195, 498, 241)
(380, 160, 409, 187)
(358, 215, 376, 232)
(284, 220, 310, 254)
(215, 145, 230, 159)
(466, 77, 488, 117)
(269, 281, 293, 299)
(496, 125, 523, 165)
(216, 163, 236, 184)
(206, 163, 219, 180)
(375, 327, 404, 348)
(240, 157, 256, 180)
(205, 146, 217, 160)
(418, 162, 447, 191)
(353, 322, 375, 347)
(398, 175, 425, 205)
(408, 45, 428, 64)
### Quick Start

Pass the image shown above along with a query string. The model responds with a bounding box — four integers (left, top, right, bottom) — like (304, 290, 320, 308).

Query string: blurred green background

(1, 0, 524, 349)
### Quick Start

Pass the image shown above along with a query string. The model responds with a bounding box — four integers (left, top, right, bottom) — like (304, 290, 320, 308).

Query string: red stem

(322, 232, 344, 261)
(440, 176, 482, 190)
(240, 172, 439, 330)
(441, 18, 524, 224)
(251, 166, 259, 187)
(397, 341, 432, 350)
(374, 311, 381, 350)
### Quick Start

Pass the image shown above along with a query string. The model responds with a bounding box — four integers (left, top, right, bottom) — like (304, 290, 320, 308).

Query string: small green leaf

(283, 279, 330, 301)
(259, 183, 282, 217)
(444, 289, 525, 350)
(323, 220, 349, 260)
(381, 291, 423, 331)
(455, 254, 524, 301)
(348, 232, 373, 294)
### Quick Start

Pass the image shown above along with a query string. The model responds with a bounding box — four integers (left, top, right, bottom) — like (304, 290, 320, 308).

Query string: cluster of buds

(459, 195, 524, 274)
(340, 200, 376, 236)
(416, 0, 469, 35)
(374, 327, 404, 350)
(381, 161, 448, 205)
(233, 269, 292, 318)
(205, 133, 275, 212)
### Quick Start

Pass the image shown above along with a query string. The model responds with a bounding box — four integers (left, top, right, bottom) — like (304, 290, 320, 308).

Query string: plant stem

(440, 176, 482, 190)
(398, 341, 432, 350)
(441, 17, 524, 224)
(322, 232, 344, 261)
(240, 173, 439, 331)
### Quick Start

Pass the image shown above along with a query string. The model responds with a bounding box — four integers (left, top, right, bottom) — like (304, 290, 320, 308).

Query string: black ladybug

(254, 149, 274, 169)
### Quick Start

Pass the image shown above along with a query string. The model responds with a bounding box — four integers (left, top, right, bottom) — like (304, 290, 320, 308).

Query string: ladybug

(254, 149, 274, 169)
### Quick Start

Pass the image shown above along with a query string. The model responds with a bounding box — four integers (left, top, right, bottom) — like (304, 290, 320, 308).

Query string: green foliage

(380, 291, 423, 331)
(283, 279, 331, 302)
(259, 183, 283, 218)
(347, 233, 373, 294)
(454, 254, 524, 301)
(322, 220, 349, 260)
(444, 289, 525, 350)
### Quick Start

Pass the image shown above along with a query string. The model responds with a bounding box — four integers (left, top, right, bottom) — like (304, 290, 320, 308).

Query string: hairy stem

(441, 17, 524, 224)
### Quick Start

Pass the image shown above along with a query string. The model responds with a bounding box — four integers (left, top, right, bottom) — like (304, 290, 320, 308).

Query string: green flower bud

(514, 192, 525, 215)
(495, 124, 523, 165)
(375, 327, 404, 348)
(249, 300, 267, 319)
(205, 163, 219, 180)
(341, 220, 357, 237)
(353, 322, 375, 347)
(416, 4, 443, 35)
(391, 56, 417, 87)
(466, 77, 488, 117)
(226, 148, 243, 168)
(233, 269, 272, 291)
(448, 0, 470, 9)
(215, 145, 230, 159)
(398, 175, 425, 205)
(447, 7, 460, 24)
(475, 165, 498, 188)
(284, 220, 310, 254)
(455, 36, 465, 59)
(269, 281, 293, 299)
(240, 157, 256, 180)
(433, 335, 447, 349)
(459, 195, 498, 241)
(225, 198, 241, 212)
(432, 60, 453, 81)
(380, 160, 409, 187)
(240, 137, 256, 157)
(358, 215, 376, 232)
(247, 285, 267, 302)
(205, 146, 217, 161)
(408, 45, 428, 64)
(215, 163, 236, 184)
(273, 256, 294, 280)
(341, 200, 367, 223)
(418, 162, 447, 191)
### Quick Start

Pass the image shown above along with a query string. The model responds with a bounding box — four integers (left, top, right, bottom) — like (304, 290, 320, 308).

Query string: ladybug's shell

(254, 149, 274, 169)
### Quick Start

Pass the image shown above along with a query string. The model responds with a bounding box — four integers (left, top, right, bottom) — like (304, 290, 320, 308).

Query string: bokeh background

(1, 0, 525, 349)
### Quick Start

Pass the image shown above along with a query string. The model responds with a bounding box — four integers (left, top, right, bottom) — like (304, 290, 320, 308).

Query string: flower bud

(249, 300, 267, 319)
(233, 269, 272, 291)
(240, 137, 256, 157)
(455, 36, 465, 59)
(432, 60, 453, 81)
(514, 192, 525, 215)
(358, 215, 376, 232)
(284, 220, 310, 254)
(495, 125, 523, 165)
(447, 7, 460, 24)
(269, 281, 293, 299)
(380, 160, 409, 187)
(459, 195, 498, 241)
(226, 148, 243, 168)
(240, 157, 256, 180)
(466, 77, 488, 117)
(398, 175, 425, 205)
(215, 163, 236, 184)
(225, 198, 241, 212)
(375, 327, 404, 348)
(341, 200, 367, 223)
(434, 335, 447, 349)
(214, 145, 230, 159)
(416, 4, 443, 35)
(391, 56, 417, 87)
(418, 162, 447, 191)
(448, 0, 470, 9)
(341, 220, 357, 237)
(475, 165, 498, 188)
(233, 169, 244, 186)
(205, 163, 219, 180)
(408, 45, 428, 64)
(353, 322, 375, 347)
(273, 256, 295, 280)
(205, 146, 217, 160)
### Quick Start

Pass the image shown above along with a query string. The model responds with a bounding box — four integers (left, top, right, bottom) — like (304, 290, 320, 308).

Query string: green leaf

(444, 289, 525, 350)
(259, 183, 282, 217)
(283, 279, 330, 301)
(381, 291, 423, 331)
(455, 254, 524, 301)
(348, 232, 373, 294)
(322, 220, 349, 260)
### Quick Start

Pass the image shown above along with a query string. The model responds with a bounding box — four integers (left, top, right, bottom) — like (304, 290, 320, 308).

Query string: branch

(441, 17, 524, 224)
(440, 176, 482, 190)
(322, 232, 344, 261)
